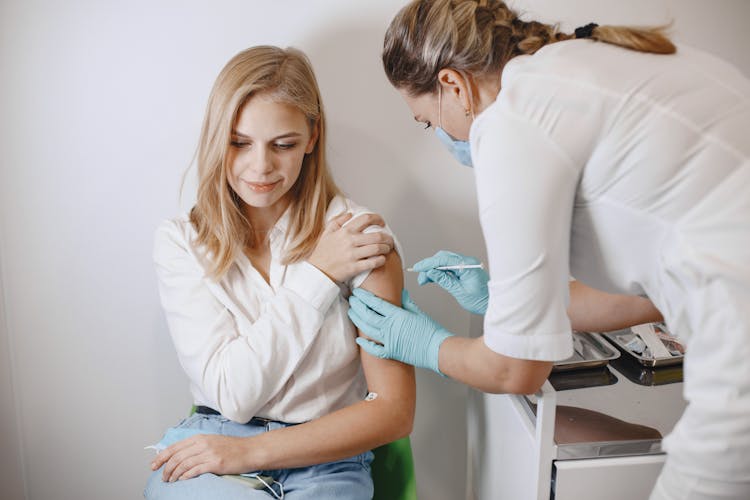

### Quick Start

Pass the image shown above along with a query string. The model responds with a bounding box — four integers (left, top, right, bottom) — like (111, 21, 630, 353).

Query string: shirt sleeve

(333, 200, 405, 290)
(153, 220, 340, 423)
(472, 106, 578, 361)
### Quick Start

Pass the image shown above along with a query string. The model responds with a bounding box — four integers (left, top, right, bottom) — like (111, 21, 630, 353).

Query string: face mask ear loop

(459, 70, 476, 121)
(255, 475, 283, 499)
(438, 84, 443, 129)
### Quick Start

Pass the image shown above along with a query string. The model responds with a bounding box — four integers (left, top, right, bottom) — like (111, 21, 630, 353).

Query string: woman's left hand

(151, 434, 255, 482)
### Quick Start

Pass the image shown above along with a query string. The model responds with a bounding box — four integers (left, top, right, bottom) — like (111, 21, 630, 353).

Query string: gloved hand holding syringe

(408, 250, 489, 315)
(348, 250, 490, 375)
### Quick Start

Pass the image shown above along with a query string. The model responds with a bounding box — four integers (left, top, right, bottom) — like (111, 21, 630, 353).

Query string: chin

(239, 187, 289, 208)
(243, 195, 280, 208)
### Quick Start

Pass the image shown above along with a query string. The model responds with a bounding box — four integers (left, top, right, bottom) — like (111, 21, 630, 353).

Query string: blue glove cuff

(424, 328, 453, 376)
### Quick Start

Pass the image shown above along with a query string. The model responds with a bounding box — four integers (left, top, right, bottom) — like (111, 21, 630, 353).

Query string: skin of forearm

(567, 281, 663, 332)
(244, 394, 413, 470)
(438, 282, 661, 397)
(440, 336, 552, 395)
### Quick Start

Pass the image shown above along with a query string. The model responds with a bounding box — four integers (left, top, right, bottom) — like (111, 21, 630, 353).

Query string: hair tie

(574, 22, 598, 39)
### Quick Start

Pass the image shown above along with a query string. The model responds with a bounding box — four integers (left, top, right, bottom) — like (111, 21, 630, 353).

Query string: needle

(406, 263, 485, 272)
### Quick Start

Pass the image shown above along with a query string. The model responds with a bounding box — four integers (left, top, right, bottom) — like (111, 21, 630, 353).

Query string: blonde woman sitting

(145, 46, 414, 499)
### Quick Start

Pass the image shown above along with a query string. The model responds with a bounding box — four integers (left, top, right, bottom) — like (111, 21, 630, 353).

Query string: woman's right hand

(308, 212, 395, 283)
(412, 250, 489, 315)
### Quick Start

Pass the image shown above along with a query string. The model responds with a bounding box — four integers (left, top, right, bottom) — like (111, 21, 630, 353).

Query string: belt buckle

(251, 416, 273, 426)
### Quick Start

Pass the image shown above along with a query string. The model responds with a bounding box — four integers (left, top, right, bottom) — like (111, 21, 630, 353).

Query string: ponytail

(588, 24, 675, 55)
(383, 0, 676, 96)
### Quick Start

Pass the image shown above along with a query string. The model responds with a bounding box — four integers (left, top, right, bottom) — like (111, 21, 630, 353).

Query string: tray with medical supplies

(603, 322, 685, 367)
(552, 331, 620, 372)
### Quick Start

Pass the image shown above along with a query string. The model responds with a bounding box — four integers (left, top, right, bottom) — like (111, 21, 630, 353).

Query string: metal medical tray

(604, 325, 684, 368)
(552, 332, 621, 372)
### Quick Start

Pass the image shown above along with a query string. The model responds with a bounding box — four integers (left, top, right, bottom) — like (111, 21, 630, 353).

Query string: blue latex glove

(413, 251, 489, 315)
(348, 288, 453, 375)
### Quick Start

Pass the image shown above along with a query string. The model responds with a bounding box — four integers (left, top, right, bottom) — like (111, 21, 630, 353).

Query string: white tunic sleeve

(153, 220, 340, 423)
(472, 106, 578, 361)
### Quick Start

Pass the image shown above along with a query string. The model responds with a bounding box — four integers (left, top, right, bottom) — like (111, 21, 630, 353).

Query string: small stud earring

(465, 109, 471, 117)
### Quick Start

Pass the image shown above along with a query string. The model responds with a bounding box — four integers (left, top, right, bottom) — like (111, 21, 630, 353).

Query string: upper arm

(567, 280, 663, 332)
(356, 250, 416, 416)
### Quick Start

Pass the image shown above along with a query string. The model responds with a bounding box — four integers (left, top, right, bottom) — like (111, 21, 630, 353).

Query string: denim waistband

(194, 405, 283, 427)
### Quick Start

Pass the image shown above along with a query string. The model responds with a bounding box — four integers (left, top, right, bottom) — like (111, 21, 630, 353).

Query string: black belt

(195, 405, 275, 426)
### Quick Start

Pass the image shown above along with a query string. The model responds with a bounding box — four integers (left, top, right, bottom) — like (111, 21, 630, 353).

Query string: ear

(305, 119, 319, 154)
(437, 68, 473, 112)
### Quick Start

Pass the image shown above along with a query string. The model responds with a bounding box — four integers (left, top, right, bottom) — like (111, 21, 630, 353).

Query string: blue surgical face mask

(435, 84, 473, 168)
(435, 127, 473, 168)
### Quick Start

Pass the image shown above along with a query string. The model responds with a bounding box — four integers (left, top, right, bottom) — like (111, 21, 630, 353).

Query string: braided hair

(383, 0, 675, 96)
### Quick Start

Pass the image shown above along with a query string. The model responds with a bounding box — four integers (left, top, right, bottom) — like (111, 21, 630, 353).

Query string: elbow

(389, 401, 415, 441)
(206, 359, 263, 424)
(380, 396, 415, 442)
(213, 381, 260, 424)
(398, 408, 415, 439)
(483, 376, 539, 395)
(216, 403, 255, 424)
(484, 359, 552, 395)
(501, 376, 546, 395)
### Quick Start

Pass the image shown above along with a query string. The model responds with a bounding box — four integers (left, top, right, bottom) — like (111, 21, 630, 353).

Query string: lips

(244, 180, 281, 193)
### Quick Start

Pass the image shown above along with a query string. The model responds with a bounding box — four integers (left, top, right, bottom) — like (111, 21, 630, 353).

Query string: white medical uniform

(470, 40, 750, 499)
(153, 196, 401, 424)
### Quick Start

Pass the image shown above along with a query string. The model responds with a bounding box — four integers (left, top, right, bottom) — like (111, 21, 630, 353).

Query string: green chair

(188, 406, 417, 499)
(371, 436, 417, 500)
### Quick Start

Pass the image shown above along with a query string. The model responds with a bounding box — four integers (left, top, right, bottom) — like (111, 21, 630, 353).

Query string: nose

(247, 145, 274, 175)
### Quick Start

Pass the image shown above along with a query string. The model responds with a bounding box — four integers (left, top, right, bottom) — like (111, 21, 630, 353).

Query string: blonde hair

(189, 46, 340, 279)
(383, 0, 676, 95)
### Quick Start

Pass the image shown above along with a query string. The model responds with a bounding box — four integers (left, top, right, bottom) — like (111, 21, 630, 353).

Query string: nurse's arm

(435, 280, 663, 395)
(438, 336, 553, 395)
(567, 281, 663, 333)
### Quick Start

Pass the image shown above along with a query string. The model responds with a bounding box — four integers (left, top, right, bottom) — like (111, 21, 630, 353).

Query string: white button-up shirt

(153, 196, 401, 424)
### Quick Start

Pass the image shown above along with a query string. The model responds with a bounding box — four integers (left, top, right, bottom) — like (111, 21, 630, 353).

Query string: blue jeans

(144, 413, 374, 499)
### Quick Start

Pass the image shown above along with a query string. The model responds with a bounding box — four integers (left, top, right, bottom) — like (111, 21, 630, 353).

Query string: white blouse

(153, 196, 402, 424)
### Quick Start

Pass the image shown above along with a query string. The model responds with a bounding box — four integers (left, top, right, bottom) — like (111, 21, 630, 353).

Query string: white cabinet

(553, 455, 665, 500)
(466, 366, 685, 500)
(465, 315, 686, 500)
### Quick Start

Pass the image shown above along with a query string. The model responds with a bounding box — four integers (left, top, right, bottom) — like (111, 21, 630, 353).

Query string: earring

(464, 109, 471, 117)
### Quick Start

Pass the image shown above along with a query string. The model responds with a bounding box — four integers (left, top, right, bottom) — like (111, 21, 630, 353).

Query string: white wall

(0, 246, 25, 500)
(0, 1, 747, 500)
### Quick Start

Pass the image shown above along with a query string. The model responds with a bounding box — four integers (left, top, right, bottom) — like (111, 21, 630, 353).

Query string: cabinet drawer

(553, 455, 665, 500)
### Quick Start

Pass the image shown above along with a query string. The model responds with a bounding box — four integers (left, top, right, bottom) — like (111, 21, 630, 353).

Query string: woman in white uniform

(348, 1, 750, 499)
